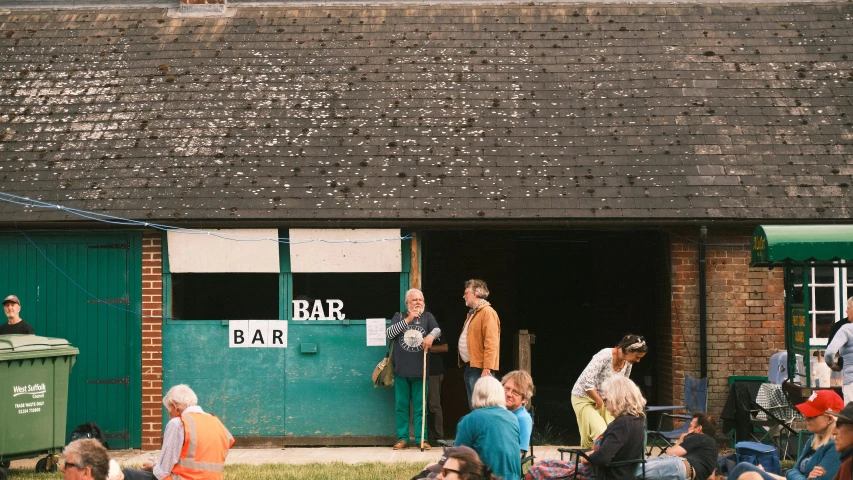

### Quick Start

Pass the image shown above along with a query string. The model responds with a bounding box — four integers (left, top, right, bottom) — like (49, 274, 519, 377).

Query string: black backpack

(69, 422, 110, 449)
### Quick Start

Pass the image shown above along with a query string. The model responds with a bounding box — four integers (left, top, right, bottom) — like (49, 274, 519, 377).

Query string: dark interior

(171, 273, 279, 320)
(292, 272, 400, 320)
(422, 230, 668, 444)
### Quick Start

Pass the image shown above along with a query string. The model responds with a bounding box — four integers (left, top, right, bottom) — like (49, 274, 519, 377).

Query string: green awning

(751, 225, 853, 266)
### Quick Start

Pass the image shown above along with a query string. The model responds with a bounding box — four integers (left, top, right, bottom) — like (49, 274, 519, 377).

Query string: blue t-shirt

(455, 406, 521, 480)
(512, 406, 533, 453)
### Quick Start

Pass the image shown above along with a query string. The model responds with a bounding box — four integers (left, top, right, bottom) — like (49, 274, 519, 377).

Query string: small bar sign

(229, 320, 288, 348)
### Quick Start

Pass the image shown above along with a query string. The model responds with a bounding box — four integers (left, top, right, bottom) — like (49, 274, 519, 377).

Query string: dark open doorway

(422, 229, 669, 444)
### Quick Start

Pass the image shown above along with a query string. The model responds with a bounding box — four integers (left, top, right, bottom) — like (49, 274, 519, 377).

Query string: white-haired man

(123, 385, 233, 480)
(386, 288, 441, 450)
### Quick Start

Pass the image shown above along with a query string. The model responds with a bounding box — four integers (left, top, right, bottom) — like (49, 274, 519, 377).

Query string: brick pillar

(669, 229, 784, 430)
(141, 232, 164, 450)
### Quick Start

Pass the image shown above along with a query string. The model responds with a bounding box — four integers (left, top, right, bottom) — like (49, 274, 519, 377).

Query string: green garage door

(0, 232, 142, 448)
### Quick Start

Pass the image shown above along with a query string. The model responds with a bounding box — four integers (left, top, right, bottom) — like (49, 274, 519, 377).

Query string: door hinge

(87, 243, 130, 250)
(88, 295, 130, 306)
(86, 376, 129, 386)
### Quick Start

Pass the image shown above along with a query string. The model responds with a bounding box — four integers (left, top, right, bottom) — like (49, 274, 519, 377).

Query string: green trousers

(571, 394, 614, 449)
(394, 376, 428, 443)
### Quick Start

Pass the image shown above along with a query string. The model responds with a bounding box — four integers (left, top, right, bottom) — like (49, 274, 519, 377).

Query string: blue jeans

(122, 469, 156, 480)
(729, 462, 777, 480)
(639, 455, 688, 480)
(463, 364, 485, 411)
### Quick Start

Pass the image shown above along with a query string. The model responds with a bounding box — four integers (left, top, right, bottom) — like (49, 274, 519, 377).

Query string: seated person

(502, 370, 535, 456)
(411, 446, 493, 480)
(123, 385, 233, 480)
(62, 438, 110, 480)
(454, 376, 522, 480)
(731, 390, 843, 480)
(641, 412, 718, 480)
(526, 376, 645, 480)
(436, 447, 500, 480)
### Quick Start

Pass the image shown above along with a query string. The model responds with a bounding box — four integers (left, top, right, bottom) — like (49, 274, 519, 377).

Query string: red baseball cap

(796, 390, 844, 417)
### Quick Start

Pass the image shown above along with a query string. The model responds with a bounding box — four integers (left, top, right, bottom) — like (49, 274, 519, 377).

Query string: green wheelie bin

(0, 335, 79, 479)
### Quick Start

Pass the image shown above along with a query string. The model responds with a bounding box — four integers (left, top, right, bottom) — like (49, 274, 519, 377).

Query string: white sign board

(167, 229, 280, 273)
(229, 320, 287, 348)
(289, 228, 401, 273)
(366, 318, 387, 346)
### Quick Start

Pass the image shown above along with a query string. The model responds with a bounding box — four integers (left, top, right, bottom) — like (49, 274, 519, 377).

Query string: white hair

(405, 288, 424, 303)
(847, 296, 853, 309)
(601, 376, 646, 418)
(472, 376, 506, 409)
(162, 384, 198, 409)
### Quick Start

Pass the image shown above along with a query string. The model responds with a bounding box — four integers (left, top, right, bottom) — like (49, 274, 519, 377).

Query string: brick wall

(141, 232, 164, 450)
(668, 229, 785, 430)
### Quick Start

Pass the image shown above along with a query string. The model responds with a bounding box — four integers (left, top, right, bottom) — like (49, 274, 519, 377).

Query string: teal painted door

(284, 321, 395, 436)
(0, 233, 141, 448)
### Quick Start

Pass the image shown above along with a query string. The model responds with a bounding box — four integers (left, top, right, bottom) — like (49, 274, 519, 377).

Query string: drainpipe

(699, 225, 708, 378)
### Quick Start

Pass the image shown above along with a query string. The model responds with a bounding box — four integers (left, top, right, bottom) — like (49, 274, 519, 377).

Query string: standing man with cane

(387, 288, 441, 450)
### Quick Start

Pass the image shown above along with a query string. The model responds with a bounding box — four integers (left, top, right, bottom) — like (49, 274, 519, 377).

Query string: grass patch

(7, 462, 427, 480)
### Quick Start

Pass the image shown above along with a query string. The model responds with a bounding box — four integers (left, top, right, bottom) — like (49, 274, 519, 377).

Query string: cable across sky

(0, 190, 412, 244)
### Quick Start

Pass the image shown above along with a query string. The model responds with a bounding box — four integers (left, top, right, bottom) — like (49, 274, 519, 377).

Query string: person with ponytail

(571, 334, 648, 449)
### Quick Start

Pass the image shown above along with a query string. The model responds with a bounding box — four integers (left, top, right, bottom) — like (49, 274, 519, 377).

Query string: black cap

(829, 402, 853, 424)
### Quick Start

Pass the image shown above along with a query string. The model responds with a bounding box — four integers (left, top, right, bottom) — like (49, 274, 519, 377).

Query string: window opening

(292, 273, 399, 320)
(172, 273, 279, 320)
(793, 263, 850, 346)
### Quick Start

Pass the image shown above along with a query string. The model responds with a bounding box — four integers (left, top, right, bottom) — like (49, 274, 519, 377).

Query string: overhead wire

(0, 191, 412, 244)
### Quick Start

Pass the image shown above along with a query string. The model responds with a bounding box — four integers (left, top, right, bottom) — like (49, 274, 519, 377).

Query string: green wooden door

(0, 232, 142, 448)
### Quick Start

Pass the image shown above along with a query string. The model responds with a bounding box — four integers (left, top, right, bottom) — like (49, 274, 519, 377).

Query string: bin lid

(0, 335, 78, 358)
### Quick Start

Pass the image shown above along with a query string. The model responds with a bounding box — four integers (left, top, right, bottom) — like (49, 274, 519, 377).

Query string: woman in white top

(571, 334, 648, 448)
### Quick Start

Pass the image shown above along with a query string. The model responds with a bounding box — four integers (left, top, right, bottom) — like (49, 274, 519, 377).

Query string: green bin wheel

(35, 457, 58, 473)
(0, 467, 8, 480)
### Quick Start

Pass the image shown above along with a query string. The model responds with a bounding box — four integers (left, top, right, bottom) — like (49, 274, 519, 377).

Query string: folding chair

(646, 375, 708, 456)
(722, 376, 767, 446)
(749, 383, 800, 460)
(520, 406, 536, 477)
(557, 430, 647, 480)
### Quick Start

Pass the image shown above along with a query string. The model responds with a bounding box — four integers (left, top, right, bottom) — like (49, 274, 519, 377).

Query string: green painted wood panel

(162, 323, 287, 436)
(163, 230, 411, 439)
(284, 320, 394, 436)
(0, 232, 142, 448)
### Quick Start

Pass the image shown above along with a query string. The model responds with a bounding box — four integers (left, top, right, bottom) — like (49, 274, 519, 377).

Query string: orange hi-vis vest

(166, 412, 234, 480)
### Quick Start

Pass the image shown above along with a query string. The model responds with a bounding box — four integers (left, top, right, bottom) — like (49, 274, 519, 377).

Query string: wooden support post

(410, 232, 421, 290)
(514, 329, 535, 373)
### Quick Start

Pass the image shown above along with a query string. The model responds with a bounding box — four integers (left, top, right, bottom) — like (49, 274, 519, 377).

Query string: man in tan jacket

(458, 279, 501, 410)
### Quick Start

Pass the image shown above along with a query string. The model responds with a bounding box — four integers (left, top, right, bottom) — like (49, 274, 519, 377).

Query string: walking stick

(421, 346, 428, 451)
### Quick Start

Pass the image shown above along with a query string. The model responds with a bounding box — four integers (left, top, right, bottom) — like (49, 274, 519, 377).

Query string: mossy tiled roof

(0, 4, 852, 224)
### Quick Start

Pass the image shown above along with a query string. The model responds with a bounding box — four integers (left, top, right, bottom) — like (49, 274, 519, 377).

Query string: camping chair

(646, 375, 708, 456)
(722, 376, 768, 446)
(520, 405, 536, 477)
(749, 382, 800, 460)
(557, 430, 647, 480)
(521, 439, 535, 478)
